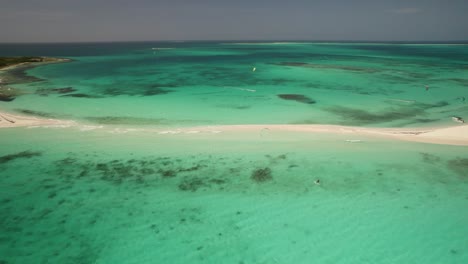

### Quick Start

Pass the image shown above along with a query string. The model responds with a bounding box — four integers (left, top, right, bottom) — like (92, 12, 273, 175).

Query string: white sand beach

(1, 110, 467, 146)
(0, 111, 75, 128)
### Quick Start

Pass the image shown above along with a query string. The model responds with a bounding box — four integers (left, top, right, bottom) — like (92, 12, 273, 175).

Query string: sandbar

(0, 111, 75, 128)
(0, 110, 467, 146)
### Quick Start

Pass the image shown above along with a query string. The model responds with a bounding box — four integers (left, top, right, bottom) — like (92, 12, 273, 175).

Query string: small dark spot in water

(42, 184, 56, 189)
(277, 94, 316, 104)
(160, 169, 177, 178)
(0, 151, 42, 164)
(209, 178, 226, 185)
(39, 208, 53, 219)
(236, 211, 242, 215)
(414, 118, 439, 123)
(420, 152, 441, 163)
(48, 192, 57, 199)
(14, 109, 55, 118)
(60, 93, 101, 98)
(197, 246, 203, 251)
(447, 158, 468, 177)
(142, 87, 174, 96)
(180, 164, 205, 172)
(96, 163, 108, 171)
(235, 105, 251, 110)
(450, 249, 458, 255)
(251, 168, 273, 182)
(325, 106, 425, 125)
(178, 177, 205, 192)
(36, 87, 76, 95)
(218, 233, 223, 236)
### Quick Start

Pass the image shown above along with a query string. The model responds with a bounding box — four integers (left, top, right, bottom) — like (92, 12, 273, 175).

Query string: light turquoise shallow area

(0, 127, 467, 264)
(0, 42, 468, 263)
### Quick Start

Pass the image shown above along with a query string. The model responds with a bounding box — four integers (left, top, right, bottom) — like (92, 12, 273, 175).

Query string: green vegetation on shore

(0, 57, 45, 69)
(0, 56, 68, 70)
(1, 56, 68, 101)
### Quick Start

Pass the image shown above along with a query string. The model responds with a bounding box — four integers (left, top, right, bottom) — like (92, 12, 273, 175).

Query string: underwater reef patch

(60, 93, 102, 98)
(142, 86, 174, 96)
(251, 168, 273, 182)
(36, 87, 76, 96)
(14, 109, 56, 118)
(324, 105, 425, 125)
(178, 177, 206, 192)
(447, 158, 468, 178)
(0, 151, 42, 164)
(419, 152, 442, 164)
(277, 94, 316, 104)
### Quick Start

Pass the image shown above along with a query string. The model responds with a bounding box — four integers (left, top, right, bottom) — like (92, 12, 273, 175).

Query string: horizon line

(1, 39, 468, 45)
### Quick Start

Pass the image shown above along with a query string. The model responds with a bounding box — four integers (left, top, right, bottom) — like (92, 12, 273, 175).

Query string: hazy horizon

(1, 0, 467, 43)
(1, 39, 468, 45)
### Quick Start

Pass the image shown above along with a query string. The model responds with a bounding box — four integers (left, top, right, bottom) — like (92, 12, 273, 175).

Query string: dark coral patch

(60, 93, 101, 98)
(0, 151, 42, 164)
(142, 87, 174, 96)
(251, 168, 273, 182)
(36, 87, 76, 96)
(447, 158, 468, 178)
(277, 94, 316, 104)
(178, 177, 206, 192)
(325, 106, 424, 125)
(14, 109, 55, 118)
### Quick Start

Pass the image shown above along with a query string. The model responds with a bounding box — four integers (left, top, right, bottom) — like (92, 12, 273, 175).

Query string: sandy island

(0, 110, 467, 146)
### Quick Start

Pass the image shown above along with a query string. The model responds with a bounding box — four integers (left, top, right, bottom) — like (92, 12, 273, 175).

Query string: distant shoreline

(0, 56, 71, 71)
(0, 56, 71, 102)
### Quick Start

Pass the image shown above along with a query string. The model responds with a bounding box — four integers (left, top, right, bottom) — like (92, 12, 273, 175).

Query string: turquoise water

(1, 42, 467, 127)
(1, 42, 468, 263)
(0, 128, 467, 263)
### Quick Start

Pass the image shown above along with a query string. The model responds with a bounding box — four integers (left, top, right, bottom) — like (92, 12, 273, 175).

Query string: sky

(0, 0, 467, 42)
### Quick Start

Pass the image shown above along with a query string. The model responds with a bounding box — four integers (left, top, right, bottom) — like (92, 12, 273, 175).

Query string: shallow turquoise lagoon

(0, 42, 467, 263)
(0, 127, 467, 263)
